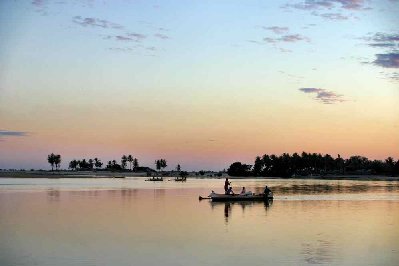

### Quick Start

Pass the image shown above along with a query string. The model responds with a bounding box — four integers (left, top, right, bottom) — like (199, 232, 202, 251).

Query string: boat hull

(210, 194, 273, 202)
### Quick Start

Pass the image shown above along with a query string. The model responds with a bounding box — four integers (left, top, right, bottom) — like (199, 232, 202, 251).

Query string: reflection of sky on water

(1, 179, 399, 265)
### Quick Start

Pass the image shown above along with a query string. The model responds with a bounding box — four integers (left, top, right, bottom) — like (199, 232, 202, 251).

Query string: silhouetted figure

(226, 186, 234, 195)
(264, 186, 271, 197)
(241, 186, 246, 194)
(224, 178, 231, 194)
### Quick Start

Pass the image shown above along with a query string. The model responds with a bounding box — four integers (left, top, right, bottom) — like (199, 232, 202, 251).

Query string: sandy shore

(0, 171, 398, 181)
(0, 171, 148, 178)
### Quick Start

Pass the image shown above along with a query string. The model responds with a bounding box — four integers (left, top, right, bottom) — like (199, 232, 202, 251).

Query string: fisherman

(224, 178, 231, 194)
(241, 186, 246, 194)
(264, 185, 271, 196)
(226, 186, 234, 195)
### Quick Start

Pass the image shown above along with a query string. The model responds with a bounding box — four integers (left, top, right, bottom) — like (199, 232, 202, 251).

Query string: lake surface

(1, 178, 399, 266)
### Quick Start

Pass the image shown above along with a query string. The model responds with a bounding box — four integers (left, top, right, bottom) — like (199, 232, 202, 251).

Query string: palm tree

(155, 160, 161, 172)
(121, 155, 128, 170)
(88, 159, 94, 170)
(160, 159, 167, 172)
(47, 153, 56, 171)
(54, 155, 61, 170)
(127, 155, 133, 171)
(133, 158, 139, 171)
(94, 158, 103, 169)
(69, 159, 78, 171)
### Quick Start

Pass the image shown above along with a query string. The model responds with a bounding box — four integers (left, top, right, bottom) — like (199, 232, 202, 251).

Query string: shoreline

(0, 171, 398, 181)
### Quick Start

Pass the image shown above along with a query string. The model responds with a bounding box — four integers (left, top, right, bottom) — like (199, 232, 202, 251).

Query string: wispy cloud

(299, 88, 345, 104)
(364, 32, 399, 48)
(73, 16, 123, 29)
(264, 34, 310, 43)
(104, 33, 146, 42)
(280, 34, 310, 42)
(32, 0, 45, 8)
(154, 33, 170, 40)
(0, 130, 30, 141)
(262, 26, 289, 34)
(251, 25, 310, 49)
(31, 0, 48, 15)
(283, 0, 368, 11)
(71, 15, 169, 54)
(312, 12, 349, 20)
(360, 32, 399, 81)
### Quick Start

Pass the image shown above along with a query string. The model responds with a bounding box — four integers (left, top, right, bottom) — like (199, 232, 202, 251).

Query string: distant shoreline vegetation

(1, 152, 398, 179)
(227, 152, 399, 177)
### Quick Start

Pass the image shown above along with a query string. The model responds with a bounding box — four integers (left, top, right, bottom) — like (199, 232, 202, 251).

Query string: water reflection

(47, 189, 60, 202)
(208, 200, 273, 223)
(301, 239, 335, 265)
(266, 182, 399, 195)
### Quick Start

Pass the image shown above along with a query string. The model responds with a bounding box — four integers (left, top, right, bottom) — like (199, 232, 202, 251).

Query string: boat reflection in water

(208, 199, 273, 223)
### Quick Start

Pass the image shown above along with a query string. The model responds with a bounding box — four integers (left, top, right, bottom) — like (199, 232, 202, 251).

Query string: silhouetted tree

(69, 159, 78, 171)
(253, 156, 263, 176)
(88, 159, 94, 170)
(48, 153, 61, 171)
(47, 153, 56, 171)
(94, 158, 103, 169)
(127, 155, 133, 171)
(133, 158, 139, 171)
(54, 155, 61, 170)
(385, 157, 395, 176)
(229, 152, 398, 178)
(121, 155, 127, 170)
(227, 162, 252, 177)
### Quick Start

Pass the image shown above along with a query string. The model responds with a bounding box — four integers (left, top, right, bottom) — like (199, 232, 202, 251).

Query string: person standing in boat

(264, 186, 271, 196)
(224, 178, 231, 194)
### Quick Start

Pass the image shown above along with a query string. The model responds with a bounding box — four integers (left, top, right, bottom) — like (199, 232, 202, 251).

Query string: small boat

(201, 191, 273, 202)
(174, 177, 187, 181)
(145, 177, 163, 181)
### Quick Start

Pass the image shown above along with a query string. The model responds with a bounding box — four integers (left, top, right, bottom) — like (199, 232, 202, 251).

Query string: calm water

(1, 178, 398, 266)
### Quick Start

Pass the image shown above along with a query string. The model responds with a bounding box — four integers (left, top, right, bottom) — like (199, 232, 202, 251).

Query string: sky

(0, 0, 398, 170)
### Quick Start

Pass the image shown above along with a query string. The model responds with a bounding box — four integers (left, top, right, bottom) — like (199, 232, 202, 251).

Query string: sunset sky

(0, 0, 398, 170)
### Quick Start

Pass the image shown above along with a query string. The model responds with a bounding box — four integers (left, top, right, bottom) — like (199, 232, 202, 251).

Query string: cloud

(364, 32, 399, 48)
(108, 47, 134, 52)
(154, 33, 169, 40)
(283, 0, 368, 10)
(362, 33, 399, 68)
(360, 33, 399, 80)
(373, 53, 399, 68)
(262, 26, 289, 34)
(312, 12, 349, 20)
(32, 0, 45, 8)
(299, 88, 345, 104)
(0, 130, 30, 140)
(264, 34, 310, 43)
(251, 25, 310, 52)
(104, 33, 146, 42)
(280, 34, 310, 42)
(73, 16, 123, 29)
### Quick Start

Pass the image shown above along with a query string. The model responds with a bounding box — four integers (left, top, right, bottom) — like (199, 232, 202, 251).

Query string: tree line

(227, 152, 399, 177)
(47, 154, 141, 171)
